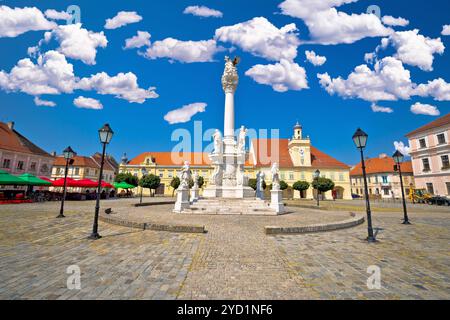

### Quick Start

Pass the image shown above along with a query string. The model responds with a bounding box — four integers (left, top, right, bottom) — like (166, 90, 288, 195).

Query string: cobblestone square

(0, 199, 449, 300)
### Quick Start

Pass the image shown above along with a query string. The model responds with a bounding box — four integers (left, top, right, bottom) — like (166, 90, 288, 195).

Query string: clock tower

(288, 122, 312, 167)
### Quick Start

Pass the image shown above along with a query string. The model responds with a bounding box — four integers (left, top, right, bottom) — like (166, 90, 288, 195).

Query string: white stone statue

(256, 171, 265, 199)
(222, 56, 240, 93)
(210, 165, 223, 186)
(179, 161, 192, 189)
(212, 129, 223, 154)
(192, 172, 199, 189)
(271, 163, 280, 191)
(237, 126, 247, 154)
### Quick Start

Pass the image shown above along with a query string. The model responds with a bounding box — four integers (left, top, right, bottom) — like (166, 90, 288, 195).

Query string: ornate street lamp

(353, 128, 376, 242)
(313, 169, 321, 207)
(88, 124, 114, 240)
(57, 146, 76, 218)
(393, 150, 411, 225)
(140, 167, 147, 204)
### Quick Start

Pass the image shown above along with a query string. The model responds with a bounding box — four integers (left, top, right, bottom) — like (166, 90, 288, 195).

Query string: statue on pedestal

(192, 172, 199, 189)
(237, 126, 247, 154)
(179, 161, 192, 189)
(256, 171, 265, 200)
(212, 129, 223, 154)
(222, 56, 240, 93)
(271, 163, 280, 191)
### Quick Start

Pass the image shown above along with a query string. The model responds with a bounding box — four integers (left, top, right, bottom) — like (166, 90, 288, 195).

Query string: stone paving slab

(0, 199, 449, 300)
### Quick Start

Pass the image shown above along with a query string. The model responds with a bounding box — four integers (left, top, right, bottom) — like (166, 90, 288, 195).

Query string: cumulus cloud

(318, 57, 414, 102)
(371, 103, 393, 113)
(164, 103, 207, 124)
(380, 29, 445, 71)
(183, 6, 223, 18)
(215, 17, 300, 61)
(414, 78, 450, 101)
(0, 5, 56, 38)
(144, 38, 222, 63)
(442, 25, 450, 36)
(245, 59, 308, 92)
(394, 141, 411, 156)
(44, 9, 71, 21)
(105, 11, 142, 30)
(305, 50, 326, 66)
(382, 16, 409, 27)
(41, 24, 108, 65)
(124, 31, 151, 49)
(34, 96, 56, 107)
(278, 0, 391, 45)
(73, 96, 103, 110)
(410, 102, 440, 116)
(0, 50, 158, 104)
(77, 72, 159, 103)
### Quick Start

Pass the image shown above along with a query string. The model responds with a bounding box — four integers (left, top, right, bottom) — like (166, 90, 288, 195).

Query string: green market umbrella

(0, 170, 29, 185)
(18, 173, 52, 186)
(114, 181, 136, 189)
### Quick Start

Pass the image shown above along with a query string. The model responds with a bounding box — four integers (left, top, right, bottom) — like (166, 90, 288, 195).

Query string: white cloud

(305, 50, 326, 66)
(394, 141, 411, 156)
(382, 16, 409, 27)
(144, 38, 222, 63)
(183, 6, 223, 18)
(371, 103, 393, 113)
(74, 96, 103, 110)
(124, 31, 151, 49)
(414, 78, 450, 101)
(318, 57, 414, 102)
(278, 0, 392, 45)
(0, 50, 158, 104)
(0, 5, 56, 38)
(215, 17, 300, 61)
(380, 29, 445, 71)
(77, 72, 159, 103)
(105, 11, 142, 30)
(34, 96, 56, 107)
(164, 103, 207, 124)
(410, 102, 440, 116)
(44, 9, 71, 21)
(41, 24, 108, 65)
(245, 59, 308, 92)
(364, 52, 376, 63)
(442, 25, 450, 36)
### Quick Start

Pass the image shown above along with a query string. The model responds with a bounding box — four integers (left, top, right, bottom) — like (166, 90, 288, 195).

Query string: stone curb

(264, 213, 365, 235)
(134, 201, 176, 207)
(99, 213, 206, 234)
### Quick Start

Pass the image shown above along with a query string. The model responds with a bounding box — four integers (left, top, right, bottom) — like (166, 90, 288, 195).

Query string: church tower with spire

(289, 121, 312, 167)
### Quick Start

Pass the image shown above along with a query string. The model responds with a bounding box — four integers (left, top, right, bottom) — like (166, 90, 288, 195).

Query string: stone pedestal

(190, 187, 200, 203)
(173, 188, 190, 213)
(270, 190, 285, 214)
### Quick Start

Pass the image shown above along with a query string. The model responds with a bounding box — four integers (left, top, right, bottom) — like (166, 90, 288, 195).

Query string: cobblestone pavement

(0, 199, 449, 299)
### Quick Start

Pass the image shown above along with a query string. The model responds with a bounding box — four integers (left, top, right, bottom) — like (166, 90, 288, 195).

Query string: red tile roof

(406, 113, 450, 137)
(53, 155, 116, 171)
(0, 122, 52, 157)
(350, 157, 413, 176)
(251, 139, 349, 169)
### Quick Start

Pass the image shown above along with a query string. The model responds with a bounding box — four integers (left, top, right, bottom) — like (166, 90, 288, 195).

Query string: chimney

(51, 151, 57, 157)
(7, 121, 15, 130)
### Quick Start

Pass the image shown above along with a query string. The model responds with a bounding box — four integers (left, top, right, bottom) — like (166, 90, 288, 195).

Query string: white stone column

(224, 90, 235, 139)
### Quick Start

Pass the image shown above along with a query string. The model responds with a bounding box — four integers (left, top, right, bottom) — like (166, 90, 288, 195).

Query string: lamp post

(139, 168, 147, 204)
(57, 146, 76, 218)
(89, 124, 114, 240)
(313, 169, 321, 207)
(393, 150, 411, 225)
(353, 128, 376, 242)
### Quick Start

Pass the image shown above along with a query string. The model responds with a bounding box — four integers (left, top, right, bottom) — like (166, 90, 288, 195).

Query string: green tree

(115, 172, 139, 186)
(170, 177, 180, 196)
(197, 176, 205, 188)
(140, 174, 161, 197)
(311, 177, 335, 199)
(293, 181, 310, 197)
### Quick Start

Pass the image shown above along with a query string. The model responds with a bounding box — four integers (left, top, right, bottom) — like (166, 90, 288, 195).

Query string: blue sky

(0, 0, 449, 165)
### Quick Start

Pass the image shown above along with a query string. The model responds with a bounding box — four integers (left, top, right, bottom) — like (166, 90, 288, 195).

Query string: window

(289, 172, 294, 180)
(426, 183, 434, 195)
(441, 155, 449, 169)
(2, 159, 11, 169)
(375, 176, 378, 184)
(437, 133, 446, 145)
(422, 158, 431, 172)
(30, 162, 37, 171)
(74, 168, 80, 176)
(168, 170, 173, 178)
(383, 189, 390, 196)
(382, 176, 388, 184)
(280, 173, 285, 180)
(17, 161, 24, 170)
(40, 164, 49, 173)
(339, 173, 344, 182)
(419, 138, 427, 149)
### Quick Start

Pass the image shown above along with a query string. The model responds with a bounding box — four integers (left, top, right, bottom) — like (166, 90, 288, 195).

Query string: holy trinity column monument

(203, 57, 255, 199)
